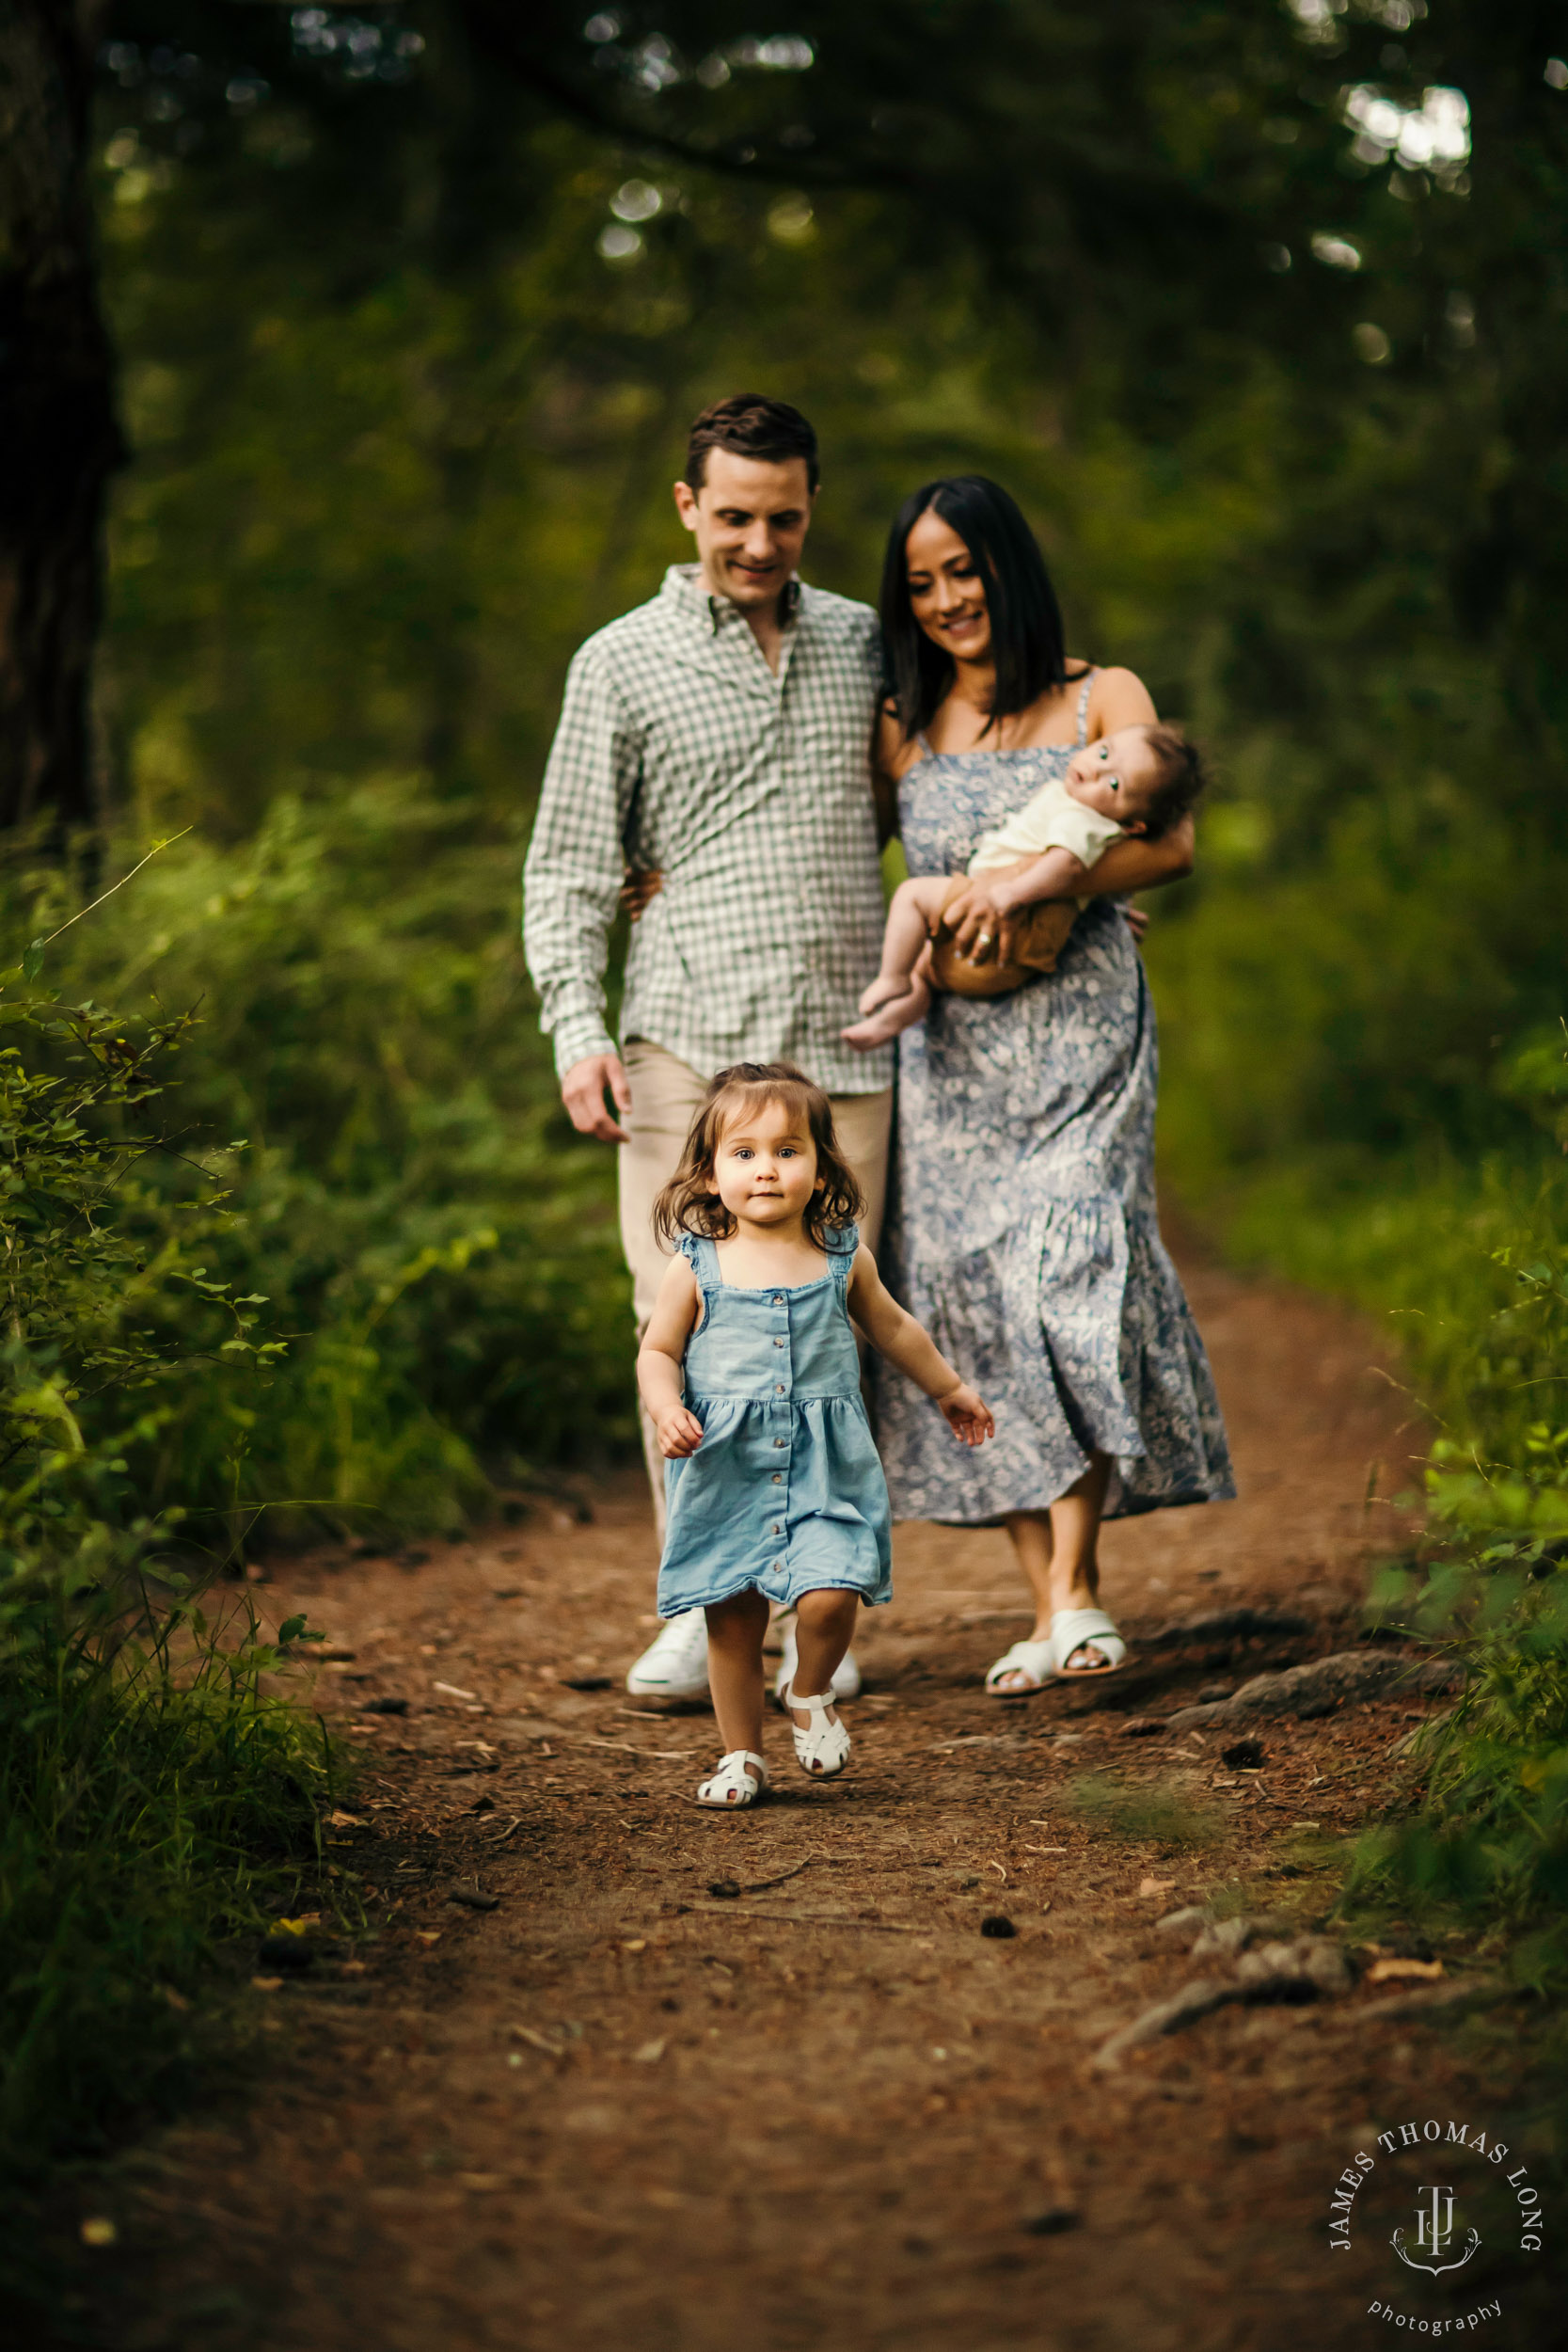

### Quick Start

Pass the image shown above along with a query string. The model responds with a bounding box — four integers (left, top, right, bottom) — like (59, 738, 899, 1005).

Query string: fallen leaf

(415, 1930, 442, 1945)
(162, 1985, 190, 2011)
(275, 1914, 322, 1936)
(80, 2218, 118, 2248)
(1367, 1957, 1444, 1984)
(632, 2038, 667, 2063)
(434, 1679, 479, 1701)
(326, 1809, 365, 1829)
(621, 1938, 647, 1953)
(511, 2026, 565, 2055)
(1138, 1878, 1176, 1899)
(251, 1976, 284, 1992)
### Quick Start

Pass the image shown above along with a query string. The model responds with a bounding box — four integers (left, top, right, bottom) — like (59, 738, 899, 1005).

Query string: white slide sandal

(695, 1751, 768, 1807)
(1049, 1607, 1128, 1677)
(781, 1685, 851, 1778)
(984, 1637, 1055, 1695)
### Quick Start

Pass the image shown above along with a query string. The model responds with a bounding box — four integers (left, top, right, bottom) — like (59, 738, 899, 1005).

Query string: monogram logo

(1390, 2183, 1480, 2277)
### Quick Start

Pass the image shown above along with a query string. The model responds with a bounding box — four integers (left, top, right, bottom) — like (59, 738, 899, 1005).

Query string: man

(523, 394, 892, 1703)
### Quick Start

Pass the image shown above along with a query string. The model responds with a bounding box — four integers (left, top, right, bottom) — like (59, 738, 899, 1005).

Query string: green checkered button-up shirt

(523, 564, 893, 1093)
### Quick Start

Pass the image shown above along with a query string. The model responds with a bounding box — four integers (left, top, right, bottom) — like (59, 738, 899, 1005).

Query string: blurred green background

(45, 0, 1568, 1533)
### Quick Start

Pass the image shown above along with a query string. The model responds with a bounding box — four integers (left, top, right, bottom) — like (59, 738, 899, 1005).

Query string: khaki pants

(619, 1039, 892, 1538)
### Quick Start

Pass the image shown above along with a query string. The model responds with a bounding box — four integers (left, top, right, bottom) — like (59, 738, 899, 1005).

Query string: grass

(1065, 1773, 1220, 1850)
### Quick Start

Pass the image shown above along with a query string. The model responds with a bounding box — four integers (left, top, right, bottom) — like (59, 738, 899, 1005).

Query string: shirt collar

(661, 563, 802, 635)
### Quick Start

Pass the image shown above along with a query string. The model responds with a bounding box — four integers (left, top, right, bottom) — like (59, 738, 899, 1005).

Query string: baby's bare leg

(866, 878, 951, 1001)
(841, 878, 952, 1050)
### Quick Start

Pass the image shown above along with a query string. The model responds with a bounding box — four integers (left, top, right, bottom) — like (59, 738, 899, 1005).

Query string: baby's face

(1064, 726, 1164, 830)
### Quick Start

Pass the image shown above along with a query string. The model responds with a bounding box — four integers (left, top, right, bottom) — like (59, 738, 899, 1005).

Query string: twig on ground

(687, 1904, 924, 1933)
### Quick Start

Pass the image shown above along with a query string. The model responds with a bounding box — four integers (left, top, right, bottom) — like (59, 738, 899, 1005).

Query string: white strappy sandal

(695, 1750, 768, 1808)
(782, 1685, 851, 1778)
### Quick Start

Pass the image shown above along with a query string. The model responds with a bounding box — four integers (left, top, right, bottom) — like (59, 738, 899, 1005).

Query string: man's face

(673, 449, 816, 608)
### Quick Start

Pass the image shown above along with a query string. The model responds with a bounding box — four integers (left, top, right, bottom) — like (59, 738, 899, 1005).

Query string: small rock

(707, 1880, 741, 1900)
(361, 1695, 408, 1715)
(958, 1874, 981, 1890)
(1118, 1715, 1166, 1738)
(561, 1675, 612, 1692)
(1237, 1934, 1352, 1998)
(1196, 1682, 1233, 1705)
(1138, 1877, 1176, 1900)
(631, 2038, 666, 2064)
(1220, 1737, 1266, 1770)
(447, 1887, 500, 1913)
(1021, 2207, 1080, 2235)
(1155, 1905, 1212, 1935)
(1192, 1915, 1256, 1961)
(980, 1915, 1016, 1939)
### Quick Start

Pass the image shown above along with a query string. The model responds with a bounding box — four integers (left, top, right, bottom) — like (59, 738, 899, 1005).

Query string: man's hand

(562, 1053, 633, 1144)
(620, 867, 664, 923)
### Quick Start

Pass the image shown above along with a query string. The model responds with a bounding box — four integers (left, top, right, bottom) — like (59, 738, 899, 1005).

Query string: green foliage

(2, 791, 635, 1542)
(1066, 1773, 1219, 1851)
(0, 947, 332, 2229)
(0, 1591, 330, 2170)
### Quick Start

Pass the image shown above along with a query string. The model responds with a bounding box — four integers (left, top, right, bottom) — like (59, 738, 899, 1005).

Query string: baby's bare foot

(842, 988, 927, 1050)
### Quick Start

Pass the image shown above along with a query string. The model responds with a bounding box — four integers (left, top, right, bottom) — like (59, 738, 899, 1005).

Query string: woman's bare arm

(872, 704, 918, 850)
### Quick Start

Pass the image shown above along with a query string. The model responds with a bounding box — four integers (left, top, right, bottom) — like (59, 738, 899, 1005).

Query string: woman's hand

(938, 1382, 995, 1447)
(942, 876, 1020, 963)
(620, 867, 664, 923)
(654, 1403, 705, 1458)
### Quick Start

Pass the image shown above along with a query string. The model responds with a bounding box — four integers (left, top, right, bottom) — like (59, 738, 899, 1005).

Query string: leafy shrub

(1, 784, 635, 1546)
(0, 944, 332, 2216)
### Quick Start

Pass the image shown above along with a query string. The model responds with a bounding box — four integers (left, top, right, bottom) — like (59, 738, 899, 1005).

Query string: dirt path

(95, 1255, 1558, 2350)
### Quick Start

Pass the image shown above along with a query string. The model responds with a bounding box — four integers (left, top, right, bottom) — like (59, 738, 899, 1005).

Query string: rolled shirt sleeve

(522, 644, 643, 1080)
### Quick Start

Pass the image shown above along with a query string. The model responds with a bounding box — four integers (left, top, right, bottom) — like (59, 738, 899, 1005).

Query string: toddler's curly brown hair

(653, 1061, 865, 1252)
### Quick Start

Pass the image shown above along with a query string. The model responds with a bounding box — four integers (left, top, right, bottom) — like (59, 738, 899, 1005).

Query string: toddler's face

(1065, 726, 1164, 831)
(712, 1097, 820, 1231)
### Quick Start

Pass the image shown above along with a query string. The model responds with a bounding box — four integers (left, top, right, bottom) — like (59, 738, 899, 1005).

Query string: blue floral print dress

(657, 1226, 894, 1617)
(874, 674, 1235, 1524)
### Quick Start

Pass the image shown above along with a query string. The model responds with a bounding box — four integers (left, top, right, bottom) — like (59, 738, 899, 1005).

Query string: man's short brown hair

(684, 394, 819, 494)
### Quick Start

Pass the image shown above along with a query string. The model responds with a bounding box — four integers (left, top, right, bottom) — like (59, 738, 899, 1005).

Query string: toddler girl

(843, 722, 1204, 1049)
(638, 1060, 993, 1807)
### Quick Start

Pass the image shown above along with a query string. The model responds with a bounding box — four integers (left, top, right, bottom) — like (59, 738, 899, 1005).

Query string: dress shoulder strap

(1073, 667, 1098, 745)
(677, 1231, 721, 1289)
(824, 1221, 860, 1297)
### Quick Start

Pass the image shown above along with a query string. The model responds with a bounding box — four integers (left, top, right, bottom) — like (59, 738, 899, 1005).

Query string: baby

(843, 723, 1203, 1049)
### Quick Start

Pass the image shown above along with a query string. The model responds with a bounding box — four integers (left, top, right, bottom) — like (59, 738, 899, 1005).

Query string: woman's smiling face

(903, 509, 991, 664)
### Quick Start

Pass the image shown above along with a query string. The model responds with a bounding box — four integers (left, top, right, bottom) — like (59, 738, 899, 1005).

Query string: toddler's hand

(655, 1405, 705, 1458)
(937, 1382, 994, 1447)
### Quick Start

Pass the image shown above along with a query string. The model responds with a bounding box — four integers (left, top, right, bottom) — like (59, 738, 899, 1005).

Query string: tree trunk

(0, 1, 121, 834)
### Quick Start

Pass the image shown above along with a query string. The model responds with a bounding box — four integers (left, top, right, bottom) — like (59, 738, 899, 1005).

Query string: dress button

(774, 1383, 784, 1394)
(771, 1472, 783, 1484)
(773, 1337, 785, 1348)
(771, 1295, 784, 1305)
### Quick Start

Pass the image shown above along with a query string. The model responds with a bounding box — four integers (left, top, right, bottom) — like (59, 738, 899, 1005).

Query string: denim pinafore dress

(657, 1224, 894, 1619)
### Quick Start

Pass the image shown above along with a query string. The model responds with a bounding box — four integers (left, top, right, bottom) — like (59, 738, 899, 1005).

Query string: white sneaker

(772, 1625, 861, 1708)
(626, 1612, 710, 1702)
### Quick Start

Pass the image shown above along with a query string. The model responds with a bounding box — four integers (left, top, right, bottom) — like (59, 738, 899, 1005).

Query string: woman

(872, 476, 1234, 1692)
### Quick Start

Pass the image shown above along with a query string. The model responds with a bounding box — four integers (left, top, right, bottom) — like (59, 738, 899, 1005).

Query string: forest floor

(61, 1252, 1563, 2352)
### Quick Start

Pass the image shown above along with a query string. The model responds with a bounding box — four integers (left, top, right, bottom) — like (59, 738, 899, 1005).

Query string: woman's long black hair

(879, 475, 1080, 740)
